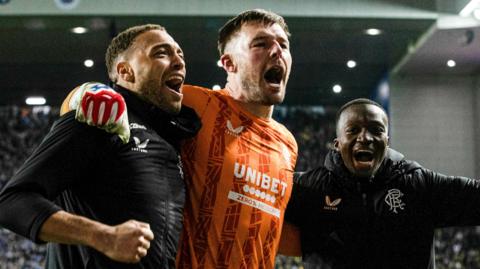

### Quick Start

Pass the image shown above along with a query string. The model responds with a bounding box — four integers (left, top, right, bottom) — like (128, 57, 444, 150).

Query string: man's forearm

(278, 222, 302, 256)
(38, 210, 112, 251)
(38, 210, 154, 263)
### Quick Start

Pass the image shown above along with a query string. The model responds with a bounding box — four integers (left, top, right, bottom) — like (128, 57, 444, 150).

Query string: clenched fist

(96, 220, 154, 263)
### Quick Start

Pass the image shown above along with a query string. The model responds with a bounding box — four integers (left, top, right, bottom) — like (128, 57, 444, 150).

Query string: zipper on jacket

(357, 182, 367, 207)
(365, 176, 376, 268)
(362, 193, 367, 207)
(356, 179, 372, 267)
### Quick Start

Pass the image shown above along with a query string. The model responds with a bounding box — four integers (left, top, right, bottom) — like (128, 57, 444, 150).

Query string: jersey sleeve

(0, 112, 108, 242)
(181, 85, 212, 119)
(284, 127, 298, 171)
(60, 85, 82, 115)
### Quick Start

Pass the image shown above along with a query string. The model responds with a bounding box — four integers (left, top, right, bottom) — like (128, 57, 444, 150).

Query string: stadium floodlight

(365, 28, 382, 36)
(333, 84, 342, 93)
(71, 27, 88, 34)
(26, 96, 46, 105)
(447, 60, 456, 67)
(84, 59, 94, 68)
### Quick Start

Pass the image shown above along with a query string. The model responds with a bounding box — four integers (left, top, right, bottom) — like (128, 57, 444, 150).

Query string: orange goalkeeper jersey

(177, 85, 298, 269)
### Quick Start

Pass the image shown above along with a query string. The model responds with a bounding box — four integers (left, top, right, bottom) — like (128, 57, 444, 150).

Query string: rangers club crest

(384, 189, 405, 214)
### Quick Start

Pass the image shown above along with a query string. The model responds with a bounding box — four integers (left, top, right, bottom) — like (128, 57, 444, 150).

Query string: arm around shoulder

(278, 221, 302, 256)
(59, 82, 130, 143)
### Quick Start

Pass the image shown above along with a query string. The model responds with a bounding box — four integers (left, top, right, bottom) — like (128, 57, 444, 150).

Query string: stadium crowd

(0, 105, 479, 268)
(0, 106, 57, 269)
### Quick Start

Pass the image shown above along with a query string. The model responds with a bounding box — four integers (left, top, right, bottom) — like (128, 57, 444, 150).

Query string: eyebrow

(251, 35, 269, 42)
(343, 119, 386, 128)
(251, 33, 289, 44)
(149, 43, 183, 54)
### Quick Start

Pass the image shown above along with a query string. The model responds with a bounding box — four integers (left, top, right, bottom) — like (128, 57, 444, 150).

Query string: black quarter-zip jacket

(0, 86, 201, 269)
(286, 149, 480, 269)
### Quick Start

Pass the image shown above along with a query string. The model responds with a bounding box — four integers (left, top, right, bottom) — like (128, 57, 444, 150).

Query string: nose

(270, 41, 282, 59)
(356, 129, 373, 143)
(172, 52, 185, 70)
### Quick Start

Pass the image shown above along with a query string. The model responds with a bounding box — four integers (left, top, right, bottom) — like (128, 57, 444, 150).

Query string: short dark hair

(105, 24, 165, 82)
(335, 98, 388, 128)
(217, 9, 290, 56)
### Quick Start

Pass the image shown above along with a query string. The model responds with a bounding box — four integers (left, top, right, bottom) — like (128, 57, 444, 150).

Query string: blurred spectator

(0, 105, 57, 269)
(435, 227, 480, 269)
(273, 105, 336, 172)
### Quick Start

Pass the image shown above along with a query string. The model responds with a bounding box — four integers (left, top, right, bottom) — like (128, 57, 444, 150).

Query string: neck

(116, 80, 134, 92)
(225, 83, 273, 119)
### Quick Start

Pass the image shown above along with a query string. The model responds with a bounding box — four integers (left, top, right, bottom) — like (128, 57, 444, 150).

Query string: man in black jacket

(281, 98, 480, 269)
(0, 24, 200, 268)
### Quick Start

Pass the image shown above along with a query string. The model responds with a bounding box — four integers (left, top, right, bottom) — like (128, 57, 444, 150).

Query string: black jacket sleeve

(284, 172, 304, 226)
(420, 167, 480, 227)
(0, 112, 107, 242)
(285, 169, 326, 227)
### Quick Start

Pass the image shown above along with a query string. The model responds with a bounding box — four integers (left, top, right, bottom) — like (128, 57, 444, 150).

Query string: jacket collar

(114, 84, 201, 140)
(324, 149, 399, 186)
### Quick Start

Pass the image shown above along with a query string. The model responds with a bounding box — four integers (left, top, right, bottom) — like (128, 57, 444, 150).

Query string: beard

(137, 78, 182, 115)
(239, 70, 285, 106)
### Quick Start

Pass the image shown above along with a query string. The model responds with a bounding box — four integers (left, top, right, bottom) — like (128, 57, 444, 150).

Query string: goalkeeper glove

(69, 82, 130, 143)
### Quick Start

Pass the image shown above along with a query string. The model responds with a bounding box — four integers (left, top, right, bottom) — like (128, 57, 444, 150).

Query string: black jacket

(286, 149, 480, 269)
(0, 86, 201, 269)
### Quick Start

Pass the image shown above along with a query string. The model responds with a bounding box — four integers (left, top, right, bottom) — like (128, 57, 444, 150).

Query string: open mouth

(263, 66, 284, 85)
(165, 76, 184, 92)
(354, 151, 374, 162)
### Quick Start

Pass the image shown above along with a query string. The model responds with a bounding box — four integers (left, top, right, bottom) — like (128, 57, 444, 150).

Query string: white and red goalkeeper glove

(69, 82, 130, 143)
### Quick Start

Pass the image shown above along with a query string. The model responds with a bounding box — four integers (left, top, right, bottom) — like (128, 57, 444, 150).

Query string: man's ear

(333, 138, 339, 151)
(117, 62, 134, 83)
(220, 54, 236, 73)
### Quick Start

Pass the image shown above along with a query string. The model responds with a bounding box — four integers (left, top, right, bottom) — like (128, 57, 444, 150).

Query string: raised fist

(69, 82, 130, 143)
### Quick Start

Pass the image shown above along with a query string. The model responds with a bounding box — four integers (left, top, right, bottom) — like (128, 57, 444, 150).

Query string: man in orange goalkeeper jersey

(62, 9, 298, 268)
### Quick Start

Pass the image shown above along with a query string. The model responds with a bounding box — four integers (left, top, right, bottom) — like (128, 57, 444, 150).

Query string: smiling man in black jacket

(0, 24, 200, 268)
(281, 98, 480, 269)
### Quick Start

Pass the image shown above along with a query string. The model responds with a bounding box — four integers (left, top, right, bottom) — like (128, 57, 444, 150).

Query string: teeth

(167, 75, 183, 82)
(165, 75, 184, 92)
